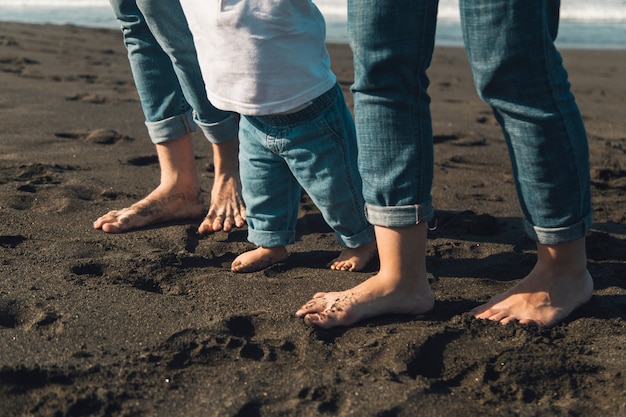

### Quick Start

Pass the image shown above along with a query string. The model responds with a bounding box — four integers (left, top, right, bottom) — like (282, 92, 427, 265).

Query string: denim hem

(145, 110, 196, 144)
(524, 214, 592, 245)
(364, 202, 434, 228)
(336, 226, 375, 248)
(194, 112, 240, 144)
(247, 229, 296, 248)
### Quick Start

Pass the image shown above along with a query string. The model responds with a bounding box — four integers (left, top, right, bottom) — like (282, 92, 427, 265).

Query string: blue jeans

(109, 0, 238, 144)
(348, 0, 592, 245)
(238, 84, 373, 248)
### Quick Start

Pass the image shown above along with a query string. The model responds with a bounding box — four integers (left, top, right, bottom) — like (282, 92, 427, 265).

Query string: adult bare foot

(93, 187, 205, 233)
(295, 270, 435, 328)
(471, 238, 594, 327)
(94, 135, 206, 233)
(198, 138, 246, 234)
(297, 223, 434, 328)
(231, 246, 289, 273)
(199, 171, 245, 233)
(329, 240, 377, 271)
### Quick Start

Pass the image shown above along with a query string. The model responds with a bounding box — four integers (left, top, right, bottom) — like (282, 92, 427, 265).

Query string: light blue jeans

(239, 84, 373, 248)
(109, 0, 238, 144)
(348, 0, 592, 245)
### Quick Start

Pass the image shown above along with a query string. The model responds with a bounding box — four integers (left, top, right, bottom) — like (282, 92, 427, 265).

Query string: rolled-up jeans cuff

(194, 112, 240, 144)
(146, 110, 196, 144)
(247, 229, 296, 248)
(524, 214, 592, 245)
(364, 201, 434, 228)
(336, 226, 375, 249)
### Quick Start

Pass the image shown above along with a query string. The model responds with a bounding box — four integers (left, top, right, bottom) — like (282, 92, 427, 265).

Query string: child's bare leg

(329, 240, 377, 272)
(231, 246, 290, 273)
(471, 237, 593, 327)
(93, 134, 205, 233)
(296, 223, 434, 328)
(199, 137, 247, 234)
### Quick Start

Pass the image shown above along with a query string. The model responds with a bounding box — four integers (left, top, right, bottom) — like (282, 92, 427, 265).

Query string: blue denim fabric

(347, 0, 438, 227)
(460, 0, 592, 244)
(238, 84, 373, 248)
(109, 0, 238, 144)
(348, 0, 591, 244)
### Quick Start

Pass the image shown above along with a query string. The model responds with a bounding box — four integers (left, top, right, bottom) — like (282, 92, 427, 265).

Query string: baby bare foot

(94, 188, 205, 233)
(231, 246, 289, 273)
(295, 271, 435, 328)
(198, 171, 246, 234)
(471, 239, 594, 327)
(329, 240, 377, 271)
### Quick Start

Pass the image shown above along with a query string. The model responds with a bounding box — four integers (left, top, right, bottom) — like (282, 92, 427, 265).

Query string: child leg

(283, 84, 376, 271)
(233, 116, 301, 273)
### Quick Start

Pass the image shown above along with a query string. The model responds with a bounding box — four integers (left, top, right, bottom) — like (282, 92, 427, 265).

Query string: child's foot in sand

(93, 186, 205, 233)
(231, 246, 289, 273)
(329, 240, 377, 271)
(471, 238, 594, 327)
(295, 270, 435, 328)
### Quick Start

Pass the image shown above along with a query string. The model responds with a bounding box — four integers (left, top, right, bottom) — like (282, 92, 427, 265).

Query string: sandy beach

(1, 22, 625, 417)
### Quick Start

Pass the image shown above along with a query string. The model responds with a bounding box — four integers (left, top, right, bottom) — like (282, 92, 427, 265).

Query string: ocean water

(1, 0, 625, 49)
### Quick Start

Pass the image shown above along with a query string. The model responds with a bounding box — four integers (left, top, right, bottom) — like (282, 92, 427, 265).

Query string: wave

(318, 0, 626, 22)
(1, 0, 624, 49)
(440, 0, 626, 22)
(316, 0, 626, 23)
(4, 0, 626, 23)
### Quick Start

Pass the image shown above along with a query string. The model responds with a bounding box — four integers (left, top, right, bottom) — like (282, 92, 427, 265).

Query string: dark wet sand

(1, 22, 625, 417)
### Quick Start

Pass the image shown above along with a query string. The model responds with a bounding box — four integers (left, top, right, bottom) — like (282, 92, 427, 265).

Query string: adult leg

(136, 0, 244, 233)
(460, 0, 593, 326)
(296, 0, 439, 328)
(96, 0, 243, 233)
(95, 0, 205, 233)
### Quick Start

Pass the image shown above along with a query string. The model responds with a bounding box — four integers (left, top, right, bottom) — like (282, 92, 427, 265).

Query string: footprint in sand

(65, 92, 107, 104)
(592, 167, 626, 190)
(159, 313, 301, 370)
(0, 234, 26, 248)
(5, 163, 77, 206)
(0, 55, 39, 75)
(0, 36, 19, 47)
(54, 129, 133, 145)
(0, 298, 62, 332)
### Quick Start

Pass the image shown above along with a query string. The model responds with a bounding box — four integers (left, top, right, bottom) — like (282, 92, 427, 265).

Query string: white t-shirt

(180, 0, 337, 116)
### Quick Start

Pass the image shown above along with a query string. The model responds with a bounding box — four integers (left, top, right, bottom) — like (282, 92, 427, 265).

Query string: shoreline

(0, 18, 624, 50)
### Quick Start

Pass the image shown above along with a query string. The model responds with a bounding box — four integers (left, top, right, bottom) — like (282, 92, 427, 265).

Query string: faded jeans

(109, 0, 238, 144)
(348, 0, 591, 245)
(239, 84, 373, 248)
